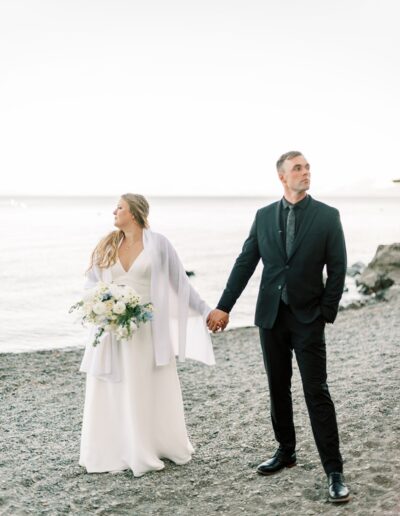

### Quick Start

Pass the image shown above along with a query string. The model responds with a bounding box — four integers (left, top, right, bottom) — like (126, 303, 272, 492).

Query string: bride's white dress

(79, 249, 194, 476)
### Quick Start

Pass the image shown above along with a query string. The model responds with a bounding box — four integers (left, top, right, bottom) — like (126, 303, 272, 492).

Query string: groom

(207, 151, 350, 503)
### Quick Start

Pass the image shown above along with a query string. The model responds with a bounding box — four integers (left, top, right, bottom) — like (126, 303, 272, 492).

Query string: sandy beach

(1, 290, 400, 515)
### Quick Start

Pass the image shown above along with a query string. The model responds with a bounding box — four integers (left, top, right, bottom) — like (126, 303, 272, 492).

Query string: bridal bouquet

(69, 282, 153, 346)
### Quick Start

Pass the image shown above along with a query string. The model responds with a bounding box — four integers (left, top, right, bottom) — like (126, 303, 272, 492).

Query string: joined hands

(207, 309, 229, 333)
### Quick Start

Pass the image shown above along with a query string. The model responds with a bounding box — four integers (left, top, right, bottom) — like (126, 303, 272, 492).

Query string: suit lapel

(288, 197, 318, 260)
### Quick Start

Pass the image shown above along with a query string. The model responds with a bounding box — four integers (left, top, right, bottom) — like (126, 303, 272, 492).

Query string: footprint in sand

(363, 440, 378, 449)
(302, 487, 320, 501)
(373, 475, 394, 488)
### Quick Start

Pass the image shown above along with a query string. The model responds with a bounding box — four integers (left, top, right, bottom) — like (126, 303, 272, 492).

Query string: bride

(79, 193, 216, 476)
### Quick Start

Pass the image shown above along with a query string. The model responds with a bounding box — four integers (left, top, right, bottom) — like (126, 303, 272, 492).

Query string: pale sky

(1, 0, 399, 196)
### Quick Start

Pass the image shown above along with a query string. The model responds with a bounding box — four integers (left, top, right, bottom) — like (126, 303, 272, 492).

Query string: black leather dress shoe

(327, 472, 350, 503)
(257, 450, 296, 475)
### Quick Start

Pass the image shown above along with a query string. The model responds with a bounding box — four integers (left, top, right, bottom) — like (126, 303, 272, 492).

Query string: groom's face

(279, 155, 311, 193)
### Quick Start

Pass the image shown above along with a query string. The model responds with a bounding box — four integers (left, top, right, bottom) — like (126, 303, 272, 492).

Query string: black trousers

(259, 302, 343, 474)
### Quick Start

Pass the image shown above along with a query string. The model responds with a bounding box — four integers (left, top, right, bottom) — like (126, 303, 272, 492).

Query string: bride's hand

(207, 309, 229, 333)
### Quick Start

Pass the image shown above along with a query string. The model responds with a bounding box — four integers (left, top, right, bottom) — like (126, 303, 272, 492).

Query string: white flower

(129, 321, 138, 332)
(82, 302, 93, 315)
(109, 283, 122, 297)
(125, 293, 140, 306)
(95, 315, 109, 326)
(104, 300, 114, 312)
(113, 301, 126, 314)
(92, 302, 107, 315)
(96, 281, 108, 293)
(115, 326, 127, 340)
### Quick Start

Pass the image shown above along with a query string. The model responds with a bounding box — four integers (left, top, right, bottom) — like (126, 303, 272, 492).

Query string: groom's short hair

(276, 151, 303, 171)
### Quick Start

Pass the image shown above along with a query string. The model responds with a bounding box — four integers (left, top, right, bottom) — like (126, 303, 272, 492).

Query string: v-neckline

(118, 249, 144, 273)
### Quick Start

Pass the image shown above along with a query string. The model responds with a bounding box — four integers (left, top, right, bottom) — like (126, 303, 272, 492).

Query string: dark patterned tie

(286, 205, 295, 257)
(282, 205, 295, 304)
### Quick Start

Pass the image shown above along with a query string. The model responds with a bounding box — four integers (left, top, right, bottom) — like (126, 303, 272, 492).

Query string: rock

(368, 243, 400, 268)
(367, 243, 400, 282)
(381, 284, 400, 302)
(356, 269, 394, 295)
(341, 300, 364, 310)
(356, 243, 400, 294)
(347, 261, 366, 277)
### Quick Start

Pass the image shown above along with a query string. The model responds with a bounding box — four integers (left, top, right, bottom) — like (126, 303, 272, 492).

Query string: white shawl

(80, 229, 215, 382)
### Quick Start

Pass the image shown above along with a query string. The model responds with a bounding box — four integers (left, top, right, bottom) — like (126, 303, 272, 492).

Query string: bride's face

(113, 198, 134, 229)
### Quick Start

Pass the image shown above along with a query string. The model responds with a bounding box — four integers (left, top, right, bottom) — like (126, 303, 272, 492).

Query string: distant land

(326, 179, 400, 197)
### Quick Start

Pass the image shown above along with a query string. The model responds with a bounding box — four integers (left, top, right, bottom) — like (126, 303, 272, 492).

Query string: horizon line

(1, 192, 399, 199)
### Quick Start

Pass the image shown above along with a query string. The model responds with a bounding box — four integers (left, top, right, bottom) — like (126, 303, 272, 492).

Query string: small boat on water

(393, 179, 400, 183)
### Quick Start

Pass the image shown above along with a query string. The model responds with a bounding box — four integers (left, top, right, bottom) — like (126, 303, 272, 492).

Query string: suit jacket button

(278, 285, 282, 290)
(285, 265, 290, 269)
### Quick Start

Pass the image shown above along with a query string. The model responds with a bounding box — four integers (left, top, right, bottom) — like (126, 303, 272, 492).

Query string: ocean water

(1, 195, 399, 353)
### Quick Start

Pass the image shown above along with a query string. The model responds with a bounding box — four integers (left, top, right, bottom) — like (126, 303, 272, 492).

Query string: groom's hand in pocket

(207, 309, 229, 333)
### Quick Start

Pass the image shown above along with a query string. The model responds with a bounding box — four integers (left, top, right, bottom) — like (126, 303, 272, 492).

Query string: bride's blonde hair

(89, 193, 150, 269)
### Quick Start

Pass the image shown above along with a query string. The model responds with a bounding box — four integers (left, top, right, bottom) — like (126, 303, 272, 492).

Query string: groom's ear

(277, 170, 286, 186)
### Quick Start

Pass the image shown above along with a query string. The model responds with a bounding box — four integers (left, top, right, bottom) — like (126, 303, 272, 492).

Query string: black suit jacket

(217, 196, 347, 328)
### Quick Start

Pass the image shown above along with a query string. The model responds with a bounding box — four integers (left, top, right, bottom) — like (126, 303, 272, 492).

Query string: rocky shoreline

(341, 243, 400, 311)
(1, 288, 400, 515)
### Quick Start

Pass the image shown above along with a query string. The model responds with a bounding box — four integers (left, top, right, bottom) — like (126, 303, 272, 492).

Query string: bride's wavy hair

(89, 193, 150, 269)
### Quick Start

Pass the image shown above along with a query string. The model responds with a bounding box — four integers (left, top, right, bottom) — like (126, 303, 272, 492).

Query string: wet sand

(1, 289, 400, 515)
